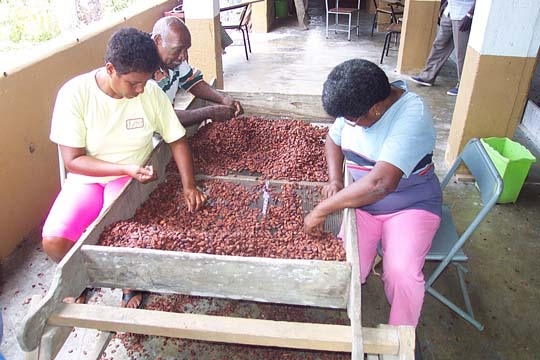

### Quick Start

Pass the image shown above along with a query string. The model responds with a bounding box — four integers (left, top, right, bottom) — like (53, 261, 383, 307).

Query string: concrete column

(397, 0, 439, 74)
(184, 0, 224, 89)
(445, 0, 540, 164)
(252, 0, 272, 33)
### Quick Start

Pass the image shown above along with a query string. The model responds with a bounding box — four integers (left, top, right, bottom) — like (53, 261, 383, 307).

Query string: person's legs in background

(446, 18, 472, 95)
(379, 209, 441, 327)
(410, 14, 455, 86)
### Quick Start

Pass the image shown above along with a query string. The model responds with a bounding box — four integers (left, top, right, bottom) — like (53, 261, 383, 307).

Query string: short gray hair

(151, 16, 188, 41)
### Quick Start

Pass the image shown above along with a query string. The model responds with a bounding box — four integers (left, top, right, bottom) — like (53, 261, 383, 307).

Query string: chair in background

(380, 22, 401, 63)
(371, 0, 403, 37)
(222, 3, 253, 60)
(325, 0, 361, 41)
(378, 138, 503, 330)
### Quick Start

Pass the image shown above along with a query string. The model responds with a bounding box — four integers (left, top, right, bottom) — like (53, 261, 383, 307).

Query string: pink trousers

(355, 208, 441, 327)
(42, 176, 131, 242)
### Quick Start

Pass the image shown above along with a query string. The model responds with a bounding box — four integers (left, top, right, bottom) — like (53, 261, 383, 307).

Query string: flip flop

(121, 290, 144, 309)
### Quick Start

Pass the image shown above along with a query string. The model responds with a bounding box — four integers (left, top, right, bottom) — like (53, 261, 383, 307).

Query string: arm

(168, 136, 207, 212)
(322, 134, 345, 198)
(174, 107, 233, 127)
(459, 1, 475, 31)
(60, 145, 155, 183)
(304, 161, 403, 235)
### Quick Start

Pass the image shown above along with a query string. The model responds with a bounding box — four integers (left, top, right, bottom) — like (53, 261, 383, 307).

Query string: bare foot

(121, 289, 143, 309)
(63, 288, 89, 304)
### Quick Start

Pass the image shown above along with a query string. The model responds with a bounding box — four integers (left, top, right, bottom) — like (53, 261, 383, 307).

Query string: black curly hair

(322, 59, 391, 118)
(105, 27, 160, 75)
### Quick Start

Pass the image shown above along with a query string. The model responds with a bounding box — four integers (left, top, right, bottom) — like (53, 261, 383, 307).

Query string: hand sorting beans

(190, 116, 329, 182)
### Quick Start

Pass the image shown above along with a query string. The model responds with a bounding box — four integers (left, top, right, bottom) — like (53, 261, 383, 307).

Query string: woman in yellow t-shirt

(42, 28, 206, 308)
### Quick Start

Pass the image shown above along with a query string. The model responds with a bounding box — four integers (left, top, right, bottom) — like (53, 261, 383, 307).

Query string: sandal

(121, 290, 144, 309)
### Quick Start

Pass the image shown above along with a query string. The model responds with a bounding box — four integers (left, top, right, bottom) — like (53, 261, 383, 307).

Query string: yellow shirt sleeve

(50, 78, 87, 148)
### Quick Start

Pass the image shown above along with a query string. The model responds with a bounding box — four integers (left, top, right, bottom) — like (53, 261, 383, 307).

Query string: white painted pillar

(183, 0, 224, 88)
(446, 0, 540, 164)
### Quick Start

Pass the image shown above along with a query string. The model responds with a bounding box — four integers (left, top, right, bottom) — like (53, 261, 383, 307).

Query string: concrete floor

(2, 11, 540, 360)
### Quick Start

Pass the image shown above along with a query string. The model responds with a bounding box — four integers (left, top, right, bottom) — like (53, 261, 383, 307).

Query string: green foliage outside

(0, 0, 141, 53)
(0, 1, 60, 46)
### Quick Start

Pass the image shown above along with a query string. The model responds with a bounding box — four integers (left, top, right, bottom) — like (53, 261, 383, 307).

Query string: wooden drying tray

(18, 92, 414, 360)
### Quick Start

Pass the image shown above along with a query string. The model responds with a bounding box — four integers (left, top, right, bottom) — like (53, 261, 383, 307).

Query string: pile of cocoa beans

(99, 179, 345, 261)
(190, 116, 329, 182)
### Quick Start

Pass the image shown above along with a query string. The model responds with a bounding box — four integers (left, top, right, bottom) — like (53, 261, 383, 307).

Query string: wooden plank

(25, 296, 43, 360)
(195, 174, 327, 187)
(226, 91, 333, 122)
(18, 251, 88, 352)
(88, 331, 114, 360)
(38, 325, 72, 360)
(81, 245, 351, 309)
(378, 325, 415, 360)
(49, 304, 402, 354)
(344, 169, 364, 358)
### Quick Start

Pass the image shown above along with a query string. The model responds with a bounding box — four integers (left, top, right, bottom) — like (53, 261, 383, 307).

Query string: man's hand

(322, 180, 344, 199)
(125, 165, 157, 184)
(209, 105, 237, 122)
(460, 15, 473, 32)
(303, 209, 326, 236)
(182, 186, 208, 212)
(222, 95, 244, 118)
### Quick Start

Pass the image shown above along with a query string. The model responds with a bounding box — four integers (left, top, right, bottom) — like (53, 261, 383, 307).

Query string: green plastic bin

(275, 0, 288, 19)
(480, 137, 536, 203)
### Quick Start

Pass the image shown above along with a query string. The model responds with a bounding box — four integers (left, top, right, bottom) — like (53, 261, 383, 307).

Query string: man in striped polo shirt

(151, 16, 243, 127)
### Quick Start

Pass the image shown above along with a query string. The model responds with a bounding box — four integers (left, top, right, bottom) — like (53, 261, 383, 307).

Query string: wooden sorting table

(18, 92, 414, 359)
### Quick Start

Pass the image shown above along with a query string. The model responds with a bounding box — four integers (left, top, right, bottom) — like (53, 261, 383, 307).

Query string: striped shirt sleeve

(178, 61, 204, 91)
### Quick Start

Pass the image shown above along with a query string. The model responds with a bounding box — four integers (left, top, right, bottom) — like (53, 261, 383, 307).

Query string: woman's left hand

(183, 186, 208, 212)
(303, 209, 326, 236)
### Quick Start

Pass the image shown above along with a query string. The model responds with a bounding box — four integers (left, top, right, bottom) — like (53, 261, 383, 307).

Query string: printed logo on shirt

(126, 118, 144, 130)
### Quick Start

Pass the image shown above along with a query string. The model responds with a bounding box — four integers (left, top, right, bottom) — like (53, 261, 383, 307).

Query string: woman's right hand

(322, 180, 344, 199)
(125, 165, 157, 184)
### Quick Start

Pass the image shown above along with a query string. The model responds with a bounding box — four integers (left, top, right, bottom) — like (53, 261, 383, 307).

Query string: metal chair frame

(222, 4, 252, 60)
(377, 138, 503, 330)
(380, 22, 401, 63)
(426, 138, 503, 330)
(371, 0, 403, 37)
(325, 0, 361, 41)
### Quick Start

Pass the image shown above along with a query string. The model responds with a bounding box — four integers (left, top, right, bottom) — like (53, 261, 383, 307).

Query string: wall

(252, 0, 274, 33)
(0, 0, 178, 259)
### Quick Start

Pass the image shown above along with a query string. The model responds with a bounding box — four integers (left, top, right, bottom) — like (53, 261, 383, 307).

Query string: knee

(42, 236, 74, 263)
(383, 259, 423, 285)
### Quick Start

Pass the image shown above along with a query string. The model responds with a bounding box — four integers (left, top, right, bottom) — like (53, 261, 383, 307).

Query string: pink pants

(355, 208, 441, 327)
(42, 176, 131, 242)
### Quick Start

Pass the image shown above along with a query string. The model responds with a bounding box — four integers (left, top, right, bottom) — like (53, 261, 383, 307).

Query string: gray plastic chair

(377, 138, 503, 330)
(425, 138, 503, 330)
